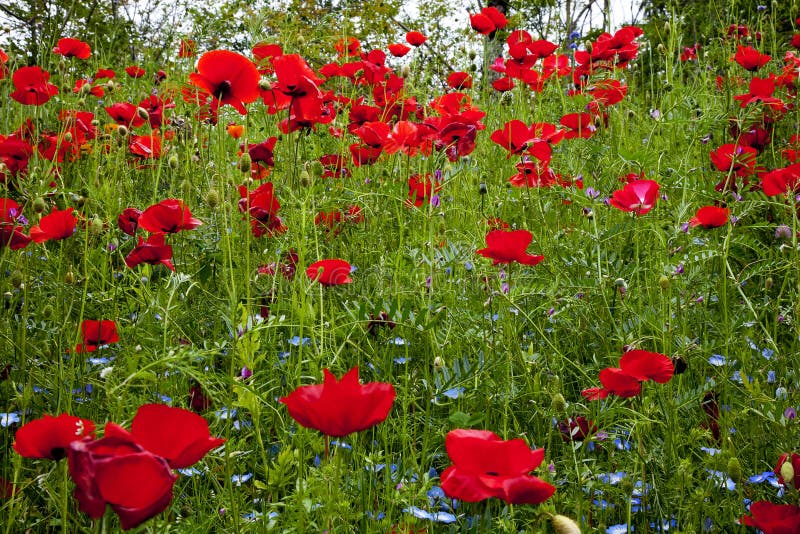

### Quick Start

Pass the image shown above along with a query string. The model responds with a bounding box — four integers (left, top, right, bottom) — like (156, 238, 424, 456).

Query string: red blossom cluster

(13, 406, 223, 530)
(582, 349, 674, 400)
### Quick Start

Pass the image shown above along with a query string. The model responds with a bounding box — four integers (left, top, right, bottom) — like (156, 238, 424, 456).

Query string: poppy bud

(89, 216, 104, 235)
(437, 220, 446, 236)
(105, 81, 116, 92)
(309, 160, 324, 177)
(238, 153, 252, 174)
(401, 65, 411, 78)
(433, 356, 444, 368)
(297, 35, 306, 46)
(551, 515, 582, 534)
(10, 270, 23, 289)
(117, 125, 129, 137)
(80, 82, 92, 94)
(205, 189, 220, 209)
(727, 457, 743, 483)
(64, 131, 73, 143)
(664, 21, 671, 33)
(550, 393, 567, 413)
(168, 154, 179, 169)
(42, 304, 53, 318)
(614, 278, 627, 288)
(136, 107, 149, 121)
(32, 197, 47, 214)
(65, 271, 75, 284)
(478, 182, 487, 195)
(91, 119, 100, 127)
(657, 43, 666, 54)
(765, 277, 773, 290)
(299, 170, 311, 187)
(259, 78, 272, 91)
(780, 460, 795, 486)
(659, 275, 670, 290)
(469, 50, 477, 60)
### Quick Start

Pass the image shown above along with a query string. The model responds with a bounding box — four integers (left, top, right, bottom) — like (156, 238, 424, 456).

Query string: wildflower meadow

(1, 1, 799, 532)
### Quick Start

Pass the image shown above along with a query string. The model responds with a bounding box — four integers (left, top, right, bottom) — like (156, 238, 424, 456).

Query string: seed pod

(206, 189, 220, 209)
(727, 457, 743, 484)
(551, 393, 567, 413)
(32, 197, 47, 214)
(238, 153, 252, 174)
(9, 270, 23, 289)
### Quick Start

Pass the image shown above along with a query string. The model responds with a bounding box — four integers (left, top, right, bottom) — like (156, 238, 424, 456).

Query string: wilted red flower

(406, 31, 427, 46)
(689, 206, 730, 228)
(440, 429, 556, 505)
(125, 234, 174, 271)
(477, 229, 544, 266)
(306, 259, 352, 286)
(558, 417, 597, 442)
(279, 367, 395, 437)
(388, 43, 411, 57)
(13, 414, 95, 460)
(104, 404, 224, 469)
(138, 199, 202, 234)
(125, 65, 145, 78)
(10, 66, 58, 106)
(188, 50, 261, 114)
(609, 179, 660, 215)
(774, 452, 800, 490)
(53, 37, 91, 59)
(189, 381, 211, 412)
(68, 431, 177, 530)
(30, 207, 77, 243)
(733, 45, 771, 71)
(76, 320, 120, 353)
(740, 501, 800, 534)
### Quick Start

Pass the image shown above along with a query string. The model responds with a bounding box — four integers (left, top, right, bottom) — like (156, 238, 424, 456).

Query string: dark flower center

(214, 80, 232, 100)
(51, 447, 66, 460)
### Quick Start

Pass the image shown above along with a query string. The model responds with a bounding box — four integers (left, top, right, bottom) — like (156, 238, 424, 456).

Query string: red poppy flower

(53, 37, 91, 59)
(105, 102, 147, 128)
(137, 199, 202, 234)
(440, 429, 556, 505)
(774, 452, 800, 490)
(125, 65, 145, 78)
(619, 349, 674, 383)
(0, 136, 34, 180)
(476, 229, 544, 266)
(469, 6, 507, 35)
(762, 164, 800, 196)
(0, 197, 21, 223)
(0, 224, 31, 250)
(388, 43, 411, 57)
(30, 207, 77, 243)
(406, 173, 441, 207)
(10, 66, 59, 106)
(609, 179, 660, 215)
(740, 501, 800, 534)
(680, 44, 699, 62)
(280, 367, 395, 437)
(406, 31, 427, 46)
(125, 234, 174, 271)
(689, 206, 730, 228)
(68, 432, 177, 530)
(560, 112, 598, 139)
(188, 50, 260, 115)
(129, 133, 163, 160)
(710, 144, 758, 177)
(447, 71, 472, 89)
(104, 404, 224, 469)
(306, 259, 353, 286)
(76, 320, 120, 353)
(117, 208, 142, 236)
(14, 414, 95, 460)
(733, 45, 771, 71)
